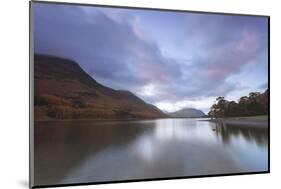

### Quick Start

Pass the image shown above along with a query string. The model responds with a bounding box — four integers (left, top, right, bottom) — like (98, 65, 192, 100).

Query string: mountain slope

(34, 54, 166, 120)
(169, 108, 206, 118)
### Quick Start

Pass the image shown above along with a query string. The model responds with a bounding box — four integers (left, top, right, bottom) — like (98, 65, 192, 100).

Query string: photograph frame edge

(29, 0, 271, 188)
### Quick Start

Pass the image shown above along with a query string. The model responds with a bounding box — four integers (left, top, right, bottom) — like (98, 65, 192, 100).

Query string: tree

(208, 89, 268, 118)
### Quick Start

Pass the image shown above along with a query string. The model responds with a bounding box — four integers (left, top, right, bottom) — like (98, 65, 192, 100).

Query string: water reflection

(209, 121, 268, 147)
(34, 120, 152, 185)
(154, 119, 216, 143)
(34, 118, 268, 186)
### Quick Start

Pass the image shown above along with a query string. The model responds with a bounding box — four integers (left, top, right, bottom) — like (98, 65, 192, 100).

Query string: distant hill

(168, 108, 206, 118)
(34, 54, 166, 120)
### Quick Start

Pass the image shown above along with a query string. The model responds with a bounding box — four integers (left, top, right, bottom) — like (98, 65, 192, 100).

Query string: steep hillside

(34, 54, 166, 120)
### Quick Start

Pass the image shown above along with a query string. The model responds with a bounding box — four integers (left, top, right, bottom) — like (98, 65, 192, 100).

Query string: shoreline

(33, 116, 269, 129)
(206, 117, 268, 128)
(34, 117, 171, 122)
(34, 116, 207, 122)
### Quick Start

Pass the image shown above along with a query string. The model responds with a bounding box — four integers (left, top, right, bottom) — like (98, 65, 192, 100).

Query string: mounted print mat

(29, 1, 269, 188)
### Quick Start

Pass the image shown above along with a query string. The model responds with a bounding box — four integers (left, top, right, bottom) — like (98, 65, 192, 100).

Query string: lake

(34, 118, 268, 186)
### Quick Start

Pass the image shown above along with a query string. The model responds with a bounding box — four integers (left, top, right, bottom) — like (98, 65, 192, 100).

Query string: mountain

(34, 54, 166, 120)
(168, 108, 206, 118)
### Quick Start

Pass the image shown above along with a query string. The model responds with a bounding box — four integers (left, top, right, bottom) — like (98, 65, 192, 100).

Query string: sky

(33, 3, 268, 113)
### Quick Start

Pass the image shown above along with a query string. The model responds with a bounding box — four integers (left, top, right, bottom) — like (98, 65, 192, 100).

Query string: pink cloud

(236, 30, 259, 56)
(132, 16, 145, 39)
(205, 68, 230, 80)
(203, 29, 262, 81)
(138, 62, 171, 84)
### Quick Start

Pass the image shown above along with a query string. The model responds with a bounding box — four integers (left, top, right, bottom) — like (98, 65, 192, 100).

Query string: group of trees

(208, 89, 268, 118)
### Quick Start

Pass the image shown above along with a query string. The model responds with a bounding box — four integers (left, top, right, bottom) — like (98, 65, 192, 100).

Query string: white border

(1, 0, 280, 189)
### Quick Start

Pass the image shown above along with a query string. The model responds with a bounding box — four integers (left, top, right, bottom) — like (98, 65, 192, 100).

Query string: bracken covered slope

(34, 54, 166, 120)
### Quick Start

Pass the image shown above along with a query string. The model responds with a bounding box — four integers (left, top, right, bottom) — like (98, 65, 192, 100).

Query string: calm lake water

(34, 118, 268, 186)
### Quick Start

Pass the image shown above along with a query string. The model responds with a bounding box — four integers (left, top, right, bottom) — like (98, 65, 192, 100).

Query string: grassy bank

(208, 115, 268, 128)
(227, 115, 268, 120)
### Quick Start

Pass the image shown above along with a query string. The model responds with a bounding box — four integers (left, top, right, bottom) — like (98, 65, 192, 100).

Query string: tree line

(208, 89, 268, 118)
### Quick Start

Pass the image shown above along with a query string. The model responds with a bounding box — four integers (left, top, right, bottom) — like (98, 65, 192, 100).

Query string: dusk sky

(33, 3, 268, 113)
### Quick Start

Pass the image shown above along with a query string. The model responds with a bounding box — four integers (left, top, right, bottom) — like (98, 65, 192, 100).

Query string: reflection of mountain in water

(209, 122, 268, 146)
(34, 120, 152, 186)
(34, 119, 268, 186)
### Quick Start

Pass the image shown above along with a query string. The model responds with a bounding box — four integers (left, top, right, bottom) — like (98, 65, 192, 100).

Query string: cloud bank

(34, 3, 268, 112)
